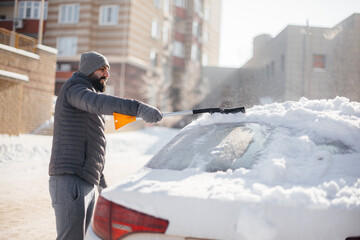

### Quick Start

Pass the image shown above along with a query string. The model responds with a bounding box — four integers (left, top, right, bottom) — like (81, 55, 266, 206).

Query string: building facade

(0, 0, 49, 39)
(171, 0, 221, 111)
(243, 13, 360, 103)
(43, 0, 172, 110)
(41, 0, 221, 113)
(0, 0, 222, 132)
(202, 13, 360, 110)
(0, 28, 57, 135)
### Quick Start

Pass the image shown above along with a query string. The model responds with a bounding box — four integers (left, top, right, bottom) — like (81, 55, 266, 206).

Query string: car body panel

(100, 167, 360, 240)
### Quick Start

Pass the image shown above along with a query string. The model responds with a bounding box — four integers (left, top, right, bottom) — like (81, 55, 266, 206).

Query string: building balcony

(0, 19, 46, 37)
(175, 6, 187, 19)
(174, 31, 186, 42)
(173, 56, 185, 68)
(0, 26, 37, 52)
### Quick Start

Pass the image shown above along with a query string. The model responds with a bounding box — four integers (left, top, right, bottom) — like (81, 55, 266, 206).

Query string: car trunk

(101, 175, 360, 240)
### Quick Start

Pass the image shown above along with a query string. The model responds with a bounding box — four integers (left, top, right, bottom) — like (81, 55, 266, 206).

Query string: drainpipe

(38, 0, 45, 45)
(11, 0, 19, 47)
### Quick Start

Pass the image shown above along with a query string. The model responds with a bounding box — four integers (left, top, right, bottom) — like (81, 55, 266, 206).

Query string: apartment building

(42, 0, 170, 111)
(0, 0, 222, 131)
(0, 0, 49, 39)
(40, 0, 221, 113)
(0, 29, 57, 135)
(0, 0, 57, 135)
(243, 13, 360, 103)
(171, 0, 221, 111)
(0, 0, 222, 113)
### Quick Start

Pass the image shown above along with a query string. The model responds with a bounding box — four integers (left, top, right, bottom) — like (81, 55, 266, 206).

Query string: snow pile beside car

(104, 97, 360, 239)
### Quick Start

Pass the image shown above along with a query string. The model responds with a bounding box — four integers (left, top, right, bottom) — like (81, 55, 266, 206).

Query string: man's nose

(104, 69, 110, 78)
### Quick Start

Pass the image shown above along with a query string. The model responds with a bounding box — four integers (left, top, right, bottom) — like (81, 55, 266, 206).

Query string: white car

(86, 99, 360, 240)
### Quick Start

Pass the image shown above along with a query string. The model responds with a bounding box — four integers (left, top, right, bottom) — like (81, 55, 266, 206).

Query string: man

(49, 51, 163, 240)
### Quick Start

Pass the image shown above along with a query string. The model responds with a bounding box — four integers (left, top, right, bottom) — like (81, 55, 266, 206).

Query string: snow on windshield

(148, 97, 359, 183)
(147, 123, 269, 172)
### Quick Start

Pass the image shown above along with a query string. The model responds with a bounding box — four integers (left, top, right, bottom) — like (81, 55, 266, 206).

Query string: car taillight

(93, 196, 112, 239)
(93, 195, 169, 240)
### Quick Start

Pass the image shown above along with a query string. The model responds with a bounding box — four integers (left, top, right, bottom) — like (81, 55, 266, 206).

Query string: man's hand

(137, 103, 163, 123)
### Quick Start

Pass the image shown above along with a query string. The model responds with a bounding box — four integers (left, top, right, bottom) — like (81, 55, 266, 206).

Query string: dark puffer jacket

(49, 72, 140, 187)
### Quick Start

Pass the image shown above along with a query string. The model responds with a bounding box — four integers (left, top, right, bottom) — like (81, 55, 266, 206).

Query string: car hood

(101, 168, 360, 240)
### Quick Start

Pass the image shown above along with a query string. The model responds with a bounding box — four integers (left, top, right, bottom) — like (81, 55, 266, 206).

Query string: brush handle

(136, 107, 245, 121)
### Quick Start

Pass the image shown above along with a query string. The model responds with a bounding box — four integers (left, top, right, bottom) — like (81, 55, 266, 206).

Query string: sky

(219, 0, 360, 68)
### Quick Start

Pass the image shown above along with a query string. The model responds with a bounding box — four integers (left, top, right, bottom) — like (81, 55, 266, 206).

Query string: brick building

(41, 0, 221, 113)
(0, 29, 57, 135)
(0, 0, 222, 132)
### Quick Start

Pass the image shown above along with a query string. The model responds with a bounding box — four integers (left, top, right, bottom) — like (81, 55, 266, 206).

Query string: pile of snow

(103, 97, 360, 239)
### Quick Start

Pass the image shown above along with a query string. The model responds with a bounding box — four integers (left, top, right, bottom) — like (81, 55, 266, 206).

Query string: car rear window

(146, 123, 270, 172)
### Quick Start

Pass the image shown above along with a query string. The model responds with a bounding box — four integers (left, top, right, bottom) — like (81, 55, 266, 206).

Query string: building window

(150, 49, 158, 67)
(154, 0, 162, 9)
(191, 44, 199, 61)
(151, 20, 160, 39)
(202, 53, 208, 66)
(58, 64, 72, 71)
(270, 61, 275, 77)
(59, 4, 79, 24)
(192, 21, 199, 37)
(203, 31, 209, 43)
(18, 1, 48, 19)
(173, 41, 185, 58)
(313, 54, 326, 69)
(57, 37, 77, 56)
(194, 0, 202, 15)
(175, 0, 186, 8)
(99, 5, 119, 25)
(204, 8, 210, 21)
(163, 0, 170, 15)
(281, 54, 285, 72)
(162, 25, 169, 44)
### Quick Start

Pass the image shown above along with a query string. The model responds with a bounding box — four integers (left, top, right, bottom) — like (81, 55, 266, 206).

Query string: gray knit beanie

(78, 51, 110, 76)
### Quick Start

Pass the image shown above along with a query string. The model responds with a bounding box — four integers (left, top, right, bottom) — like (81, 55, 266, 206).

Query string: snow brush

(113, 107, 245, 130)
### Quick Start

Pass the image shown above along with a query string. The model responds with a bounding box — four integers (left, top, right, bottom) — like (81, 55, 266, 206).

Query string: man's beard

(88, 74, 106, 92)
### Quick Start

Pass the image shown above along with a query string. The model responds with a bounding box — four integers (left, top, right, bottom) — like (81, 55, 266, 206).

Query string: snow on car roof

(186, 97, 359, 150)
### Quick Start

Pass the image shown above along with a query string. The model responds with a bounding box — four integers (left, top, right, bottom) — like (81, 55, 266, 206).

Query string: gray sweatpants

(49, 174, 95, 240)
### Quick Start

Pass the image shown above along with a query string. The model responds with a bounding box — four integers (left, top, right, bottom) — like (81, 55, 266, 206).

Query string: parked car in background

(86, 98, 360, 240)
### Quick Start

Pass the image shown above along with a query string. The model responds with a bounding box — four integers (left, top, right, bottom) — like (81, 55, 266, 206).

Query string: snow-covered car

(86, 97, 360, 240)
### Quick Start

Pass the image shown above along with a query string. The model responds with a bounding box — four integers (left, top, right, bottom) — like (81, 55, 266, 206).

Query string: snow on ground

(0, 96, 359, 239)
(0, 127, 178, 239)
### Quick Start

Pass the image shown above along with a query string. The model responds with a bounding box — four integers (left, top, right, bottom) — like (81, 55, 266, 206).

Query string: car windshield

(146, 123, 270, 172)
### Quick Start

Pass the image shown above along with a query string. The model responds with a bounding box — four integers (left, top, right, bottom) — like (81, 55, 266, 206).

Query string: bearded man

(48, 51, 163, 240)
